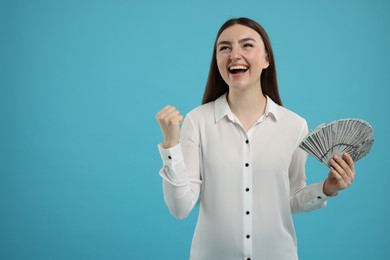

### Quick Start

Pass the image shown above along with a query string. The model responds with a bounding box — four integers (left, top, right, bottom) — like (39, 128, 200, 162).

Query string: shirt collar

(214, 93, 279, 123)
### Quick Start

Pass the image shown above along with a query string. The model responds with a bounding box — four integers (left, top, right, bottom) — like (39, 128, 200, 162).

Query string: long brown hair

(202, 17, 282, 106)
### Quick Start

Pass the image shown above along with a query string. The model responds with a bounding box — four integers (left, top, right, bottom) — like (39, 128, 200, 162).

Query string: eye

(243, 43, 254, 48)
(218, 46, 230, 52)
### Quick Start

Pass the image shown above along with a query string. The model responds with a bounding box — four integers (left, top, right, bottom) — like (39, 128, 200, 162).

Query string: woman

(156, 17, 355, 260)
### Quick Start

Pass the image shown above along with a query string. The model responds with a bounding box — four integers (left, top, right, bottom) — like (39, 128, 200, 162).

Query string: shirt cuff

(311, 181, 336, 203)
(157, 143, 189, 184)
(158, 143, 184, 168)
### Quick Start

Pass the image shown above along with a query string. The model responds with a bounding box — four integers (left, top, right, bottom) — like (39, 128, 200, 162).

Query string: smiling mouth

(229, 65, 249, 74)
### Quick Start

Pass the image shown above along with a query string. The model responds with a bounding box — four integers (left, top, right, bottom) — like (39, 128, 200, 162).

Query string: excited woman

(156, 17, 355, 260)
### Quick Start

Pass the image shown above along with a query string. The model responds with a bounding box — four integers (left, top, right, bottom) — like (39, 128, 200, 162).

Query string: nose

(229, 46, 242, 60)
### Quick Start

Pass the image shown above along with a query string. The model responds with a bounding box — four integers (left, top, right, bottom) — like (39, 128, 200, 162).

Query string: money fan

(299, 118, 374, 166)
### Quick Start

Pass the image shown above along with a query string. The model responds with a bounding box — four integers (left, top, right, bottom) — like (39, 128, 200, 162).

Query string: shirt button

(246, 211, 250, 215)
(317, 196, 322, 199)
(246, 234, 250, 239)
(245, 188, 250, 192)
(168, 156, 172, 160)
(245, 163, 249, 167)
(245, 140, 249, 144)
(247, 258, 251, 260)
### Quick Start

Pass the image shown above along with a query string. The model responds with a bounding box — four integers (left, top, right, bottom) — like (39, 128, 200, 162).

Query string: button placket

(242, 134, 252, 259)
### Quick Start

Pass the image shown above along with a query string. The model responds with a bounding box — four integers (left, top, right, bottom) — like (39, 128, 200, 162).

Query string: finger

(162, 109, 181, 124)
(343, 153, 355, 173)
(167, 109, 181, 118)
(156, 105, 179, 120)
(333, 155, 354, 176)
(330, 156, 344, 174)
(330, 161, 354, 189)
(177, 114, 183, 124)
(336, 154, 355, 182)
(156, 105, 171, 119)
(168, 115, 184, 126)
(330, 157, 353, 185)
(329, 166, 348, 190)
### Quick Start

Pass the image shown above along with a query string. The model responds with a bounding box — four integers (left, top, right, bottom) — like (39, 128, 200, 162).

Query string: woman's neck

(227, 86, 267, 131)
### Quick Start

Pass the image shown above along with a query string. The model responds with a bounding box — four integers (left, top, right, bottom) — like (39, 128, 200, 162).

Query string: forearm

(161, 173, 200, 219)
(290, 181, 330, 213)
(158, 143, 201, 219)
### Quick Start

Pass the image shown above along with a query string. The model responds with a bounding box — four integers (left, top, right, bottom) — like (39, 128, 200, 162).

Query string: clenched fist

(156, 105, 183, 149)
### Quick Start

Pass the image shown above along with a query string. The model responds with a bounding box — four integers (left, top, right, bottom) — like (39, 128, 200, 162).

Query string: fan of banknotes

(299, 118, 374, 166)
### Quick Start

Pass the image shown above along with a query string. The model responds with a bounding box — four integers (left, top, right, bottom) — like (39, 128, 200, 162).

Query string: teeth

(229, 65, 248, 70)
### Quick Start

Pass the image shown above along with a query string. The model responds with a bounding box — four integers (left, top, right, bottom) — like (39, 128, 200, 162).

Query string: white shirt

(158, 94, 331, 260)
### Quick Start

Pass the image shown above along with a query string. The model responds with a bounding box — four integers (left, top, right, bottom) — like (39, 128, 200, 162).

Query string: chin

(228, 82, 250, 91)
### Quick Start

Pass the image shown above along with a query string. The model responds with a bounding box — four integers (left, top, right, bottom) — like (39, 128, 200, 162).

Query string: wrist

(323, 179, 339, 197)
(162, 140, 179, 149)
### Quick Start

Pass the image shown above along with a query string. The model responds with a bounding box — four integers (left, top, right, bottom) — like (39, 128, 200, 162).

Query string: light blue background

(1, 0, 389, 259)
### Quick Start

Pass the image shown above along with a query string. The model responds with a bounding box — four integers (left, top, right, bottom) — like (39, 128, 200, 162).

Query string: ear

(263, 55, 270, 69)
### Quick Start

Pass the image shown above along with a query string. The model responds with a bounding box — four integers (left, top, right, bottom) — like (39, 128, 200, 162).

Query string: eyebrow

(217, 37, 256, 46)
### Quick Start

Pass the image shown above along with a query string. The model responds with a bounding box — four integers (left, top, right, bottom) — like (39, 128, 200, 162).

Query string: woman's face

(216, 24, 269, 92)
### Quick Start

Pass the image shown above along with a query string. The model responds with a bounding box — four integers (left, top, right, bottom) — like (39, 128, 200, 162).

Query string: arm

(289, 121, 356, 213)
(289, 145, 331, 213)
(289, 121, 331, 213)
(156, 106, 202, 219)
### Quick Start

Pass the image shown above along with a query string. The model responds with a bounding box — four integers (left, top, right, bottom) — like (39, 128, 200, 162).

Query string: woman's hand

(156, 105, 183, 149)
(323, 153, 355, 196)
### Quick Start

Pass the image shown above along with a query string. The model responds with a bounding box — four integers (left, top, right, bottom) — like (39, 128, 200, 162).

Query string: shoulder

(273, 105, 309, 145)
(276, 105, 307, 132)
(181, 102, 215, 135)
(186, 101, 215, 121)
(278, 106, 306, 123)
